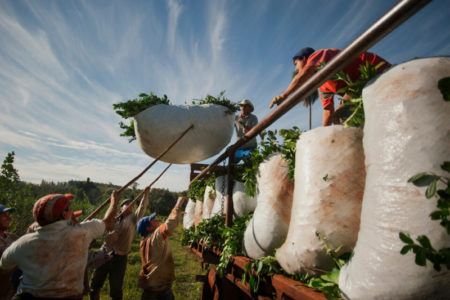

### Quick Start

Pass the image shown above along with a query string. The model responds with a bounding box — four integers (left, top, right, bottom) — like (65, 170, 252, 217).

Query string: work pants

(90, 254, 128, 300)
(141, 288, 174, 300)
(12, 293, 82, 300)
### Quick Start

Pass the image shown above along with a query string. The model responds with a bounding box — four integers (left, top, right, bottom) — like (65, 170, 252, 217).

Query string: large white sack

(134, 104, 234, 164)
(210, 176, 256, 218)
(276, 125, 365, 275)
(202, 186, 216, 219)
(339, 57, 450, 300)
(183, 198, 195, 229)
(233, 181, 257, 218)
(243, 154, 294, 259)
(194, 200, 203, 227)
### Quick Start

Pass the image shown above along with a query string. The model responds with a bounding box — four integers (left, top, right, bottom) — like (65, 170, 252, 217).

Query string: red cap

(33, 194, 74, 226)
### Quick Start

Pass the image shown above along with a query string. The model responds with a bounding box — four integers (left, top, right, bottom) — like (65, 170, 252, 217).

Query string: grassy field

(83, 222, 207, 300)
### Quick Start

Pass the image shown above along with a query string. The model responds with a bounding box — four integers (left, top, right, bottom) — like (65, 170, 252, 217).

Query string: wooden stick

(117, 163, 172, 219)
(83, 125, 193, 221)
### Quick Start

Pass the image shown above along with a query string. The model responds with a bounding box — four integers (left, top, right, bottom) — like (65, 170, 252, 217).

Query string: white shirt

(0, 219, 105, 298)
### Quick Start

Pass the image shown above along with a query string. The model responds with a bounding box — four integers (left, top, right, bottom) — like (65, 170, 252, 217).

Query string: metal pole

(226, 150, 235, 227)
(84, 125, 194, 221)
(233, 0, 431, 149)
(189, 0, 430, 184)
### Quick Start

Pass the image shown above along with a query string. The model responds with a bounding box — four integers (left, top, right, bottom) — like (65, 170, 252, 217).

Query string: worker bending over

(270, 47, 391, 126)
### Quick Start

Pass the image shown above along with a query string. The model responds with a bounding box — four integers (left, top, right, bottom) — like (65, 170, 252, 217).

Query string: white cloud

(167, 0, 183, 55)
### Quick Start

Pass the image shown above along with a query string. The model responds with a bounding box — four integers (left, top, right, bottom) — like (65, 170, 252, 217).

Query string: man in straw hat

(0, 191, 120, 300)
(235, 99, 258, 163)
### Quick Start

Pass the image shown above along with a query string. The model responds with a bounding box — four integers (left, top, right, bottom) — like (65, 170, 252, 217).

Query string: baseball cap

(137, 212, 157, 237)
(292, 47, 315, 61)
(120, 199, 133, 207)
(0, 205, 15, 213)
(33, 194, 74, 226)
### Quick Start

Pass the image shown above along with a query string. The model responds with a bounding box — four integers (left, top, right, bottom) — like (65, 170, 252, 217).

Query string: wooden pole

(225, 150, 235, 227)
(84, 125, 193, 221)
(116, 163, 172, 219)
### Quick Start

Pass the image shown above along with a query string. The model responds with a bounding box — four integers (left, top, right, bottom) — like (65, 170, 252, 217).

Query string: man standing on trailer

(235, 99, 258, 162)
(90, 186, 150, 300)
(0, 191, 119, 299)
(270, 47, 391, 126)
(136, 196, 187, 300)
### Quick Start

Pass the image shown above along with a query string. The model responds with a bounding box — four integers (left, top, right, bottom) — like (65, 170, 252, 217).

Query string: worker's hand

(143, 186, 150, 198)
(269, 94, 285, 108)
(176, 196, 188, 209)
(110, 190, 121, 207)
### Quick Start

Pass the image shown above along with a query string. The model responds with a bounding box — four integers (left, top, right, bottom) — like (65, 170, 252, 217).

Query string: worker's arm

(135, 186, 150, 220)
(270, 66, 316, 108)
(157, 196, 187, 239)
(102, 190, 120, 231)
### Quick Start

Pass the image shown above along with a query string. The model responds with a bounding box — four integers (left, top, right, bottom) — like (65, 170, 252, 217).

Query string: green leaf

(408, 173, 437, 187)
(441, 161, 450, 173)
(426, 179, 438, 199)
(399, 232, 414, 244)
(417, 235, 433, 249)
(400, 245, 412, 254)
(438, 77, 450, 101)
(415, 248, 427, 266)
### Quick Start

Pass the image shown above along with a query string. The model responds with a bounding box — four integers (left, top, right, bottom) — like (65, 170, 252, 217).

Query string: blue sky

(1, 0, 449, 192)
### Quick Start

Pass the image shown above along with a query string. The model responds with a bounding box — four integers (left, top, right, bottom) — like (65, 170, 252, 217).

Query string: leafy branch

(188, 91, 239, 115)
(113, 92, 171, 142)
(399, 161, 450, 271)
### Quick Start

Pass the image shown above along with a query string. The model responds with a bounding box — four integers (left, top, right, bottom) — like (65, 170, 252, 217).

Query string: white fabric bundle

(210, 176, 256, 218)
(339, 57, 450, 300)
(276, 126, 365, 275)
(182, 198, 196, 230)
(193, 200, 203, 227)
(233, 181, 257, 218)
(211, 176, 228, 217)
(202, 185, 216, 219)
(243, 154, 294, 259)
(134, 104, 234, 164)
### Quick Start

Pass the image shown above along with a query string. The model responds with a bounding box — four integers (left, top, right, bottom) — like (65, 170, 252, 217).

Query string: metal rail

(189, 0, 430, 226)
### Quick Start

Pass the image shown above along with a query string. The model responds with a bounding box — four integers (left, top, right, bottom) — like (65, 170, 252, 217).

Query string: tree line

(0, 152, 186, 234)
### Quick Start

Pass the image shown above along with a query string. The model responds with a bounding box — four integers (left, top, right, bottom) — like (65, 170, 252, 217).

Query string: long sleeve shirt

(111, 194, 149, 256)
(138, 205, 184, 290)
(0, 219, 105, 298)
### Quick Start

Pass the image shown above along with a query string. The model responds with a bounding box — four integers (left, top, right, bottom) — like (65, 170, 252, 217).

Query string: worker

(235, 99, 258, 162)
(0, 204, 18, 300)
(136, 196, 188, 300)
(270, 47, 391, 126)
(0, 191, 119, 299)
(90, 186, 150, 300)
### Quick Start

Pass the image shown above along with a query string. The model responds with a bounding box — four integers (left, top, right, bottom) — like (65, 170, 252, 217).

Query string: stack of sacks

(202, 185, 215, 219)
(276, 125, 365, 275)
(339, 57, 450, 300)
(194, 200, 203, 227)
(182, 198, 196, 229)
(134, 104, 234, 164)
(243, 154, 294, 259)
(210, 176, 256, 218)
